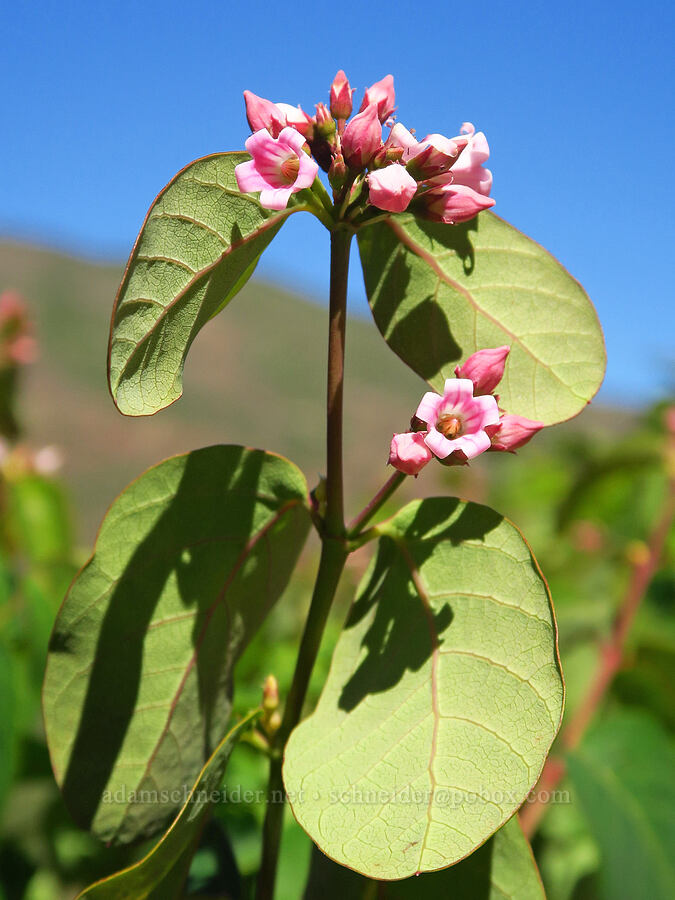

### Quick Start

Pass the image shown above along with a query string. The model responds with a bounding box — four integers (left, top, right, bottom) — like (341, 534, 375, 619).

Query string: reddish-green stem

(520, 475, 675, 838)
(255, 228, 352, 899)
(347, 471, 407, 537)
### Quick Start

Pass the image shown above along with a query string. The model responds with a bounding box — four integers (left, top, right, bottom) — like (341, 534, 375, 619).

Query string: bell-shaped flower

(367, 164, 418, 212)
(330, 69, 353, 120)
(421, 181, 495, 224)
(487, 414, 544, 452)
(342, 104, 382, 169)
(455, 345, 510, 395)
(388, 431, 433, 476)
(415, 378, 500, 461)
(359, 74, 396, 122)
(449, 128, 493, 196)
(235, 127, 319, 210)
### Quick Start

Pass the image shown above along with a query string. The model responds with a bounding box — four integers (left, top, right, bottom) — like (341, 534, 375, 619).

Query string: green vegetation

(0, 241, 672, 898)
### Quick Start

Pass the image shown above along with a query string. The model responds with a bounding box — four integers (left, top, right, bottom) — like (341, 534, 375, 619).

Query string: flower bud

(359, 74, 396, 123)
(487, 414, 544, 452)
(243, 90, 285, 137)
(314, 102, 336, 140)
(262, 674, 279, 712)
(328, 153, 348, 191)
(368, 164, 418, 213)
(454, 346, 510, 395)
(388, 432, 432, 476)
(342, 104, 382, 170)
(329, 69, 353, 120)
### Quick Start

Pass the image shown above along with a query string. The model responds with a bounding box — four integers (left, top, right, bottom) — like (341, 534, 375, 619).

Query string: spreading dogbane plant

(43, 70, 606, 898)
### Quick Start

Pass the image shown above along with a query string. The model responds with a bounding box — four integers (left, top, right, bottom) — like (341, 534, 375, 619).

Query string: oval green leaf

(43, 445, 311, 844)
(357, 212, 605, 424)
(284, 498, 563, 880)
(109, 152, 308, 416)
(304, 816, 544, 899)
(77, 710, 258, 900)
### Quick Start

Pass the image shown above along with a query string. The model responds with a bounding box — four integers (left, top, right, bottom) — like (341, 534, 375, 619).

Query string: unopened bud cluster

(236, 72, 495, 223)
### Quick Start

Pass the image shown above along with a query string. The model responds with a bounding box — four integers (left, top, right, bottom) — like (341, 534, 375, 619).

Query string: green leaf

(43, 445, 311, 844)
(357, 212, 605, 424)
(567, 710, 675, 899)
(0, 639, 16, 814)
(109, 152, 308, 416)
(303, 816, 544, 899)
(284, 498, 563, 880)
(76, 710, 258, 900)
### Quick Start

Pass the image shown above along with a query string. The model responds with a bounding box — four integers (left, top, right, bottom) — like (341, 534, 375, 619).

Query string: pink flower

(367, 164, 418, 212)
(487, 415, 544, 452)
(388, 432, 433, 476)
(415, 379, 500, 460)
(421, 181, 495, 224)
(235, 128, 319, 210)
(448, 128, 493, 196)
(359, 74, 396, 123)
(342, 104, 382, 169)
(455, 345, 510, 395)
(330, 70, 353, 120)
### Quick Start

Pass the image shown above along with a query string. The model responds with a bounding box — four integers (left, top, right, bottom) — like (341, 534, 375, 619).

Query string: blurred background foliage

(0, 243, 673, 898)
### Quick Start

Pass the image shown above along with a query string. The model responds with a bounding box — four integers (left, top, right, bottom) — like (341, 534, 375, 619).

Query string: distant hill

(0, 238, 615, 543)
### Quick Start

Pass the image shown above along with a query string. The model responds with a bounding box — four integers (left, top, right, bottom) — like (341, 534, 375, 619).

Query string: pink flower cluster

(235, 72, 495, 223)
(388, 346, 544, 476)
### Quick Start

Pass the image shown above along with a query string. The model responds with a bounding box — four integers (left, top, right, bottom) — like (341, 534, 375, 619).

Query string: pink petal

(277, 126, 307, 154)
(295, 153, 319, 189)
(442, 378, 475, 407)
(466, 394, 500, 429)
(452, 430, 492, 459)
(415, 391, 442, 426)
(367, 164, 418, 212)
(385, 122, 419, 157)
(235, 159, 267, 193)
(424, 428, 454, 459)
(258, 186, 294, 210)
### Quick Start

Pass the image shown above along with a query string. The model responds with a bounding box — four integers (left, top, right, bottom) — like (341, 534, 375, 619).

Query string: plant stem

(255, 227, 352, 899)
(324, 229, 352, 538)
(520, 475, 675, 839)
(347, 471, 407, 537)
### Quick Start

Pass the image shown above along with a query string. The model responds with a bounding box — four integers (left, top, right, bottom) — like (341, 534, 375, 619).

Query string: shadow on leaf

(338, 499, 503, 713)
(54, 446, 279, 839)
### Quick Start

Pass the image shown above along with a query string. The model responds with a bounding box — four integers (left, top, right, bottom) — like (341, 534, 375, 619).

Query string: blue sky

(2, 0, 673, 406)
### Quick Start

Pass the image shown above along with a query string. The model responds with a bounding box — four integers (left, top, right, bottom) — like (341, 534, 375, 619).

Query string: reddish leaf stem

(520, 473, 675, 839)
(347, 471, 407, 537)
